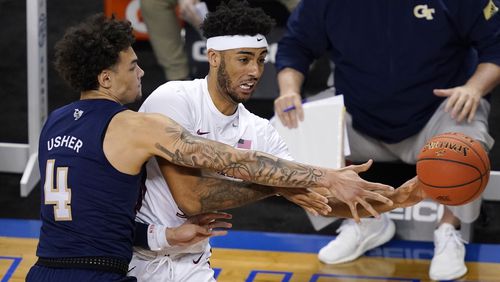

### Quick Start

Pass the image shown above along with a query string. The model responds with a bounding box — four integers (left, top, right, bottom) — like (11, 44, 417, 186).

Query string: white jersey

(136, 78, 291, 251)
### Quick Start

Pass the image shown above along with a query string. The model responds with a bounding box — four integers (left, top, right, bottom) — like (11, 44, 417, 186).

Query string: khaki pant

(312, 87, 494, 223)
(140, 0, 190, 81)
(345, 97, 494, 223)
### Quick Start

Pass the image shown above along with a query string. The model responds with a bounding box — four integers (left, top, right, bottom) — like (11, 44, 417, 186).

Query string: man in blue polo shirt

(273, 1, 500, 280)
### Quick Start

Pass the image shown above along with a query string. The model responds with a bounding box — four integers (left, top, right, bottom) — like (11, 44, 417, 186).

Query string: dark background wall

(0, 0, 164, 145)
(0, 0, 499, 242)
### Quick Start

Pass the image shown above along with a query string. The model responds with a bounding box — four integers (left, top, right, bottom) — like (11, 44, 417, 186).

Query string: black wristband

(133, 221, 150, 249)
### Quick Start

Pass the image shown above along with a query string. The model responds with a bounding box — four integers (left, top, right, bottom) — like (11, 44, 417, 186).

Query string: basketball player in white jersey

(128, 1, 424, 281)
(129, 2, 316, 280)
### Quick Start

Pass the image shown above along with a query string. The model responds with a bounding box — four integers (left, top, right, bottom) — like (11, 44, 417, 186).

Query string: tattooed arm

(158, 158, 331, 216)
(161, 159, 272, 215)
(123, 112, 394, 221)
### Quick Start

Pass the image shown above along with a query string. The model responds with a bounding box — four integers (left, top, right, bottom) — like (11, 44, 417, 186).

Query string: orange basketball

(416, 132, 490, 206)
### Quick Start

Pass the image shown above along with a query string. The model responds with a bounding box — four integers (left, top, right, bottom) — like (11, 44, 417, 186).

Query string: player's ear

(207, 49, 220, 68)
(97, 69, 112, 89)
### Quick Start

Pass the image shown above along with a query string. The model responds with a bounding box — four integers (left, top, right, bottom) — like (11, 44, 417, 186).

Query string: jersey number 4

(44, 159, 72, 221)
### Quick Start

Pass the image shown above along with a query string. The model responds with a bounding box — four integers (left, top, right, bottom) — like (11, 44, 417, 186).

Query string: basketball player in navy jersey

(26, 13, 399, 281)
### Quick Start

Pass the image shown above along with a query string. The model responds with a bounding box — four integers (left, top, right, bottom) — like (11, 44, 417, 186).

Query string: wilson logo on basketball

(422, 141, 470, 156)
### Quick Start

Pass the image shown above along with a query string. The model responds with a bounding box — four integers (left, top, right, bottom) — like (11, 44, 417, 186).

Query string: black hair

(201, 0, 275, 38)
(54, 13, 135, 92)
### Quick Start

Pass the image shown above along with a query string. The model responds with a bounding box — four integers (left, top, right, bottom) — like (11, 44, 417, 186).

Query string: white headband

(206, 34, 268, 51)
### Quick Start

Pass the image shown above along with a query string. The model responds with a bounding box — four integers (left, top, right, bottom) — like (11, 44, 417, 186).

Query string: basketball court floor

(1, 219, 500, 282)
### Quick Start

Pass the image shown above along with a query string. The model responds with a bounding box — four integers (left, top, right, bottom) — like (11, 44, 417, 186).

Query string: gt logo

(414, 4, 435, 20)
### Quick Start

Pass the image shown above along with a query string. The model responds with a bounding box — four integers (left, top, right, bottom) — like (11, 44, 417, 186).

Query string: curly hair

(54, 14, 135, 92)
(201, 0, 275, 38)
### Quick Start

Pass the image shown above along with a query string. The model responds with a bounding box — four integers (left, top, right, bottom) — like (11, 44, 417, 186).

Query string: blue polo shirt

(276, 0, 500, 143)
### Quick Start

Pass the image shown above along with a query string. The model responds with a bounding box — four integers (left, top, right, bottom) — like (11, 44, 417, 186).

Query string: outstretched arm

(128, 112, 394, 221)
(158, 158, 331, 216)
(324, 176, 426, 218)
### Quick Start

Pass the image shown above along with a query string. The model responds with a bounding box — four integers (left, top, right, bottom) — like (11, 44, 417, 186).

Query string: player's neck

(207, 76, 238, 116)
(80, 90, 122, 105)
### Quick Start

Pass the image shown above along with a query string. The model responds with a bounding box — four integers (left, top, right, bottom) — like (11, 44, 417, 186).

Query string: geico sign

(191, 41, 278, 64)
(388, 200, 444, 222)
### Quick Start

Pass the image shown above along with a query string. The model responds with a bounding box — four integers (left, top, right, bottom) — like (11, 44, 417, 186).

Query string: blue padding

(211, 230, 331, 253)
(211, 230, 500, 263)
(0, 218, 41, 238)
(1, 219, 500, 263)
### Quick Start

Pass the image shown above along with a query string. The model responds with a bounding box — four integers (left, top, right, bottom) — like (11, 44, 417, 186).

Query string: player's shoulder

(141, 79, 205, 111)
(147, 79, 204, 100)
(113, 110, 167, 130)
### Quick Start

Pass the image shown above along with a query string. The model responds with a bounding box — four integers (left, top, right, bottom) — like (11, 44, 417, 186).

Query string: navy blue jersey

(36, 99, 142, 262)
(276, 0, 500, 143)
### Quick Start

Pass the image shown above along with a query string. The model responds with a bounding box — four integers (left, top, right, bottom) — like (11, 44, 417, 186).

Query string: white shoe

(318, 214, 395, 264)
(429, 223, 467, 281)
